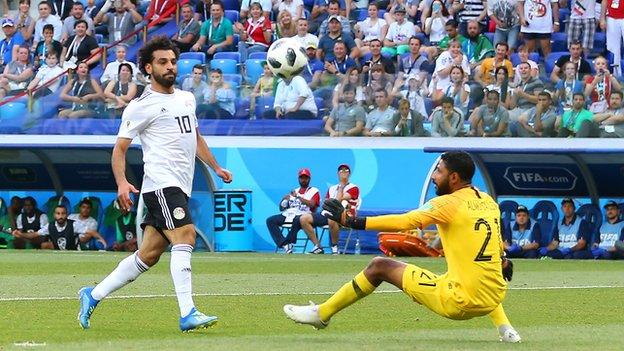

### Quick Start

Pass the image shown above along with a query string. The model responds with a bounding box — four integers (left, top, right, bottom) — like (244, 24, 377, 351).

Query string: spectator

(7, 196, 23, 231)
(172, 3, 201, 53)
(468, 89, 509, 137)
(437, 18, 466, 51)
(13, 196, 48, 249)
(347, 0, 370, 20)
(103, 62, 137, 118)
(0, 46, 34, 99)
(325, 83, 366, 136)
(68, 198, 107, 250)
(100, 44, 139, 87)
(512, 44, 539, 85)
(453, 0, 487, 35)
(518, 0, 559, 58)
(274, 10, 297, 39)
(301, 43, 324, 86)
(331, 66, 365, 108)
(580, 91, 624, 138)
(550, 41, 592, 84)
(601, 0, 624, 76)
(364, 88, 397, 136)
(60, 1, 95, 42)
(318, 17, 359, 62)
(432, 39, 470, 94)
(59, 20, 101, 70)
(94, 0, 143, 45)
(484, 66, 512, 108)
(32, 1, 63, 50)
(145, 0, 176, 25)
(488, 0, 520, 51)
(554, 61, 584, 112)
(26, 50, 64, 97)
(235, 1, 273, 62)
(13, 0, 36, 43)
(274, 73, 318, 119)
(393, 98, 429, 136)
(382, 6, 415, 57)
(249, 61, 277, 116)
(363, 63, 393, 106)
(298, 164, 360, 254)
(199, 68, 236, 119)
(58, 61, 103, 118)
(318, 1, 351, 38)
(85, 0, 98, 19)
(1, 19, 26, 70)
(424, 0, 452, 45)
(354, 3, 388, 56)
(432, 65, 470, 117)
(321, 41, 357, 89)
(430, 96, 464, 136)
(509, 62, 543, 121)
(584, 56, 622, 114)
(33, 23, 62, 68)
(512, 91, 558, 137)
(540, 198, 592, 259)
(266, 168, 321, 253)
(474, 42, 513, 88)
(361, 38, 395, 80)
(462, 20, 493, 66)
(568, 0, 596, 57)
(194, 0, 213, 22)
(276, 0, 305, 22)
(181, 64, 209, 105)
(49, 0, 73, 20)
(392, 74, 429, 117)
(191, 1, 234, 58)
(503, 205, 541, 258)
(240, 0, 272, 21)
(555, 92, 594, 137)
(592, 201, 624, 259)
(293, 18, 319, 50)
(396, 36, 430, 87)
(309, 0, 332, 34)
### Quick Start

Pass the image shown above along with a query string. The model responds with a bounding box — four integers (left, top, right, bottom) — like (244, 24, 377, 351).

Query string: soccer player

(283, 151, 521, 343)
(77, 36, 233, 332)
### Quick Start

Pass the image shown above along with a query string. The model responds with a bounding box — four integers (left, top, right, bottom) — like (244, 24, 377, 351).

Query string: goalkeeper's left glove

(502, 257, 514, 282)
(321, 199, 366, 229)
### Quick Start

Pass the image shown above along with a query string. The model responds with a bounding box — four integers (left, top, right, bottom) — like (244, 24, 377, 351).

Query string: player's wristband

(345, 216, 366, 230)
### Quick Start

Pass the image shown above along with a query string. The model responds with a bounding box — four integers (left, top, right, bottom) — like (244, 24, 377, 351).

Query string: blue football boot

(78, 287, 99, 329)
(179, 307, 218, 332)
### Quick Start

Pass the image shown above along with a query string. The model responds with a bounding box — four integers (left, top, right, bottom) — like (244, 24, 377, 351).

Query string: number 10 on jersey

(175, 115, 192, 133)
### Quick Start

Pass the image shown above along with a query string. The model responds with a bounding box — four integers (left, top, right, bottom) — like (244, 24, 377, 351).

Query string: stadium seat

(545, 52, 568, 76)
(303, 0, 315, 8)
(249, 52, 267, 60)
(378, 9, 386, 18)
(245, 59, 265, 85)
(484, 32, 494, 45)
(415, 32, 430, 46)
(255, 96, 275, 119)
(233, 97, 251, 119)
(424, 97, 433, 116)
(530, 200, 559, 247)
(222, 0, 239, 10)
(180, 52, 206, 64)
(315, 96, 325, 118)
(210, 58, 238, 74)
(0, 102, 27, 133)
(224, 10, 239, 23)
(223, 73, 242, 91)
(177, 59, 202, 83)
(510, 52, 540, 66)
(214, 51, 241, 63)
(232, 34, 240, 48)
(576, 203, 603, 242)
(592, 32, 606, 56)
(551, 32, 568, 52)
(619, 203, 624, 221)
(559, 8, 570, 32)
(356, 8, 368, 22)
(499, 200, 519, 228)
(95, 34, 104, 43)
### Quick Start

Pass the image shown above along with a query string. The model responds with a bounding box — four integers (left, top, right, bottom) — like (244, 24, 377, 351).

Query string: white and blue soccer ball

(266, 38, 308, 80)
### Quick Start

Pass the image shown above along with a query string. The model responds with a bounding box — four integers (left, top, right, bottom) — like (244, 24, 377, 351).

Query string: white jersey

(68, 214, 98, 234)
(117, 86, 198, 196)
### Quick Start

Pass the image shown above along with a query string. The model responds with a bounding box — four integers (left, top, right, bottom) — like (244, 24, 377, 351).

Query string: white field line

(0, 285, 622, 302)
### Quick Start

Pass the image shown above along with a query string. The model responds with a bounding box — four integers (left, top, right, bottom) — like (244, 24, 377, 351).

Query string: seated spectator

(512, 44, 539, 85)
(302, 43, 325, 88)
(309, 0, 331, 34)
(1, 19, 25, 70)
(550, 41, 592, 84)
(381, 6, 415, 57)
(364, 88, 397, 136)
(266, 169, 320, 253)
(468, 90, 509, 137)
(430, 96, 464, 137)
(181, 64, 209, 106)
(194, 0, 213, 22)
(274, 10, 297, 39)
(49, 0, 73, 20)
(198, 68, 235, 119)
(584, 56, 622, 114)
(354, 3, 388, 56)
(393, 98, 429, 136)
(13, 196, 48, 249)
(59, 20, 101, 70)
(391, 73, 429, 117)
(361, 38, 395, 80)
(85, 0, 98, 19)
(424, 0, 452, 45)
(474, 42, 513, 89)
(235, 1, 273, 62)
(145, 0, 176, 25)
(94, 0, 143, 45)
(27, 50, 64, 98)
(58, 61, 103, 118)
(7, 196, 23, 230)
(591, 201, 624, 259)
(508, 62, 543, 121)
(293, 18, 320, 50)
(503, 205, 541, 259)
(555, 92, 594, 137)
(32, 1, 63, 51)
(432, 65, 470, 117)
(172, 3, 201, 53)
(0, 46, 34, 99)
(579, 91, 624, 138)
(317, 16, 359, 61)
(249, 61, 277, 117)
(325, 83, 366, 136)
(331, 66, 365, 108)
(321, 41, 357, 89)
(191, 1, 234, 59)
(60, 1, 95, 42)
(240, 0, 272, 21)
(103, 62, 137, 118)
(431, 39, 469, 94)
(462, 20, 494, 66)
(13, 0, 36, 43)
(100, 44, 139, 87)
(539, 198, 593, 259)
(33, 24, 63, 69)
(275, 0, 304, 21)
(437, 19, 466, 53)
(554, 61, 584, 112)
(512, 91, 558, 137)
(274, 73, 318, 119)
(484, 66, 512, 109)
(317, 1, 351, 38)
(363, 64, 393, 106)
(68, 198, 107, 250)
(396, 36, 430, 87)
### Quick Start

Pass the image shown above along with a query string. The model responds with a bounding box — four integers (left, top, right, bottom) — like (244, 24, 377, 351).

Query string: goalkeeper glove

(321, 199, 366, 229)
(501, 257, 513, 282)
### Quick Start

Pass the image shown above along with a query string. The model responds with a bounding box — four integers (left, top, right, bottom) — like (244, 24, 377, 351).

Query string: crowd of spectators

(0, 0, 623, 137)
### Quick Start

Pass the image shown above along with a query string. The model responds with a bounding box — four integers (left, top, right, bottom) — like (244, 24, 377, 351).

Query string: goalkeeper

(283, 151, 521, 343)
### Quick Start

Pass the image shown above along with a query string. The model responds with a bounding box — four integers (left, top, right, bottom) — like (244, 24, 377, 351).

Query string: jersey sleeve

(117, 100, 153, 139)
(38, 223, 50, 236)
(40, 214, 49, 227)
(365, 196, 455, 232)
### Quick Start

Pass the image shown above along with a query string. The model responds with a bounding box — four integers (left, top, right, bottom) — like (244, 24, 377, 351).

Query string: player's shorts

(401, 264, 498, 320)
(521, 32, 551, 40)
(141, 187, 193, 231)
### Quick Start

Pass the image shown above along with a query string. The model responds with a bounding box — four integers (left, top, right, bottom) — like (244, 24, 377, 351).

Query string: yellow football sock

(318, 271, 376, 322)
(488, 304, 511, 328)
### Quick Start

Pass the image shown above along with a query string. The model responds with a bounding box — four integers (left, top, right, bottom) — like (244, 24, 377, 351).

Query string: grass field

(0, 251, 623, 351)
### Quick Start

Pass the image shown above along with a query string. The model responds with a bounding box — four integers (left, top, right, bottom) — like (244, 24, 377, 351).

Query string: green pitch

(1, 252, 622, 350)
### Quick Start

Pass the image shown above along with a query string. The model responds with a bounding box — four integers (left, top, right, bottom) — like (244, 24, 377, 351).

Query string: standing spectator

(364, 88, 397, 136)
(453, 0, 487, 35)
(68, 198, 107, 250)
(293, 18, 319, 50)
(540, 198, 592, 259)
(518, 0, 559, 57)
(32, 0, 63, 50)
(317, 1, 351, 38)
(13, 0, 36, 43)
(1, 19, 25, 69)
(33, 24, 62, 68)
(512, 91, 558, 137)
(274, 10, 297, 39)
(240, 0, 272, 21)
(554, 62, 584, 112)
(424, 0, 452, 45)
(195, 0, 213, 22)
(199, 68, 236, 119)
(592, 201, 624, 259)
(484, 66, 512, 108)
(601, 0, 624, 76)
(181, 64, 209, 106)
(274, 74, 318, 119)
(354, 3, 388, 56)
(100, 44, 139, 87)
(317, 16, 359, 61)
(508, 62, 543, 121)
(60, 1, 95, 42)
(568, 0, 596, 57)
(578, 91, 624, 138)
(103, 62, 137, 118)
(554, 92, 594, 137)
(430, 96, 464, 137)
(58, 61, 103, 118)
(468, 90, 509, 137)
(94, 0, 143, 45)
(0, 46, 34, 99)
(26, 50, 64, 97)
(584, 56, 622, 113)
(382, 6, 415, 57)
(325, 83, 366, 136)
(549, 41, 592, 84)
(331, 66, 365, 108)
(235, 1, 273, 62)
(474, 42, 513, 88)
(488, 0, 520, 51)
(266, 169, 321, 253)
(393, 98, 429, 136)
(275, 0, 305, 22)
(191, 1, 234, 59)
(59, 20, 101, 70)
(432, 65, 470, 117)
(462, 20, 493, 66)
(503, 205, 541, 258)
(145, 0, 176, 25)
(172, 3, 201, 53)
(49, 0, 73, 20)
(13, 196, 48, 249)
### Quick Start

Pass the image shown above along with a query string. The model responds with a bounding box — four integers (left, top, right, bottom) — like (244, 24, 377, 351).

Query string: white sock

(170, 244, 195, 317)
(91, 252, 149, 300)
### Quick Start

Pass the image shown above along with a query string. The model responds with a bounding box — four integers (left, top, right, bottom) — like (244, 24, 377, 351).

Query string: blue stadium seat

(315, 96, 325, 118)
(0, 102, 27, 133)
(303, 0, 315, 8)
(424, 97, 433, 116)
(499, 200, 519, 228)
(576, 203, 603, 242)
(378, 9, 386, 18)
(255, 96, 275, 119)
(530, 200, 559, 247)
(180, 52, 206, 64)
(232, 34, 240, 47)
(356, 9, 368, 22)
(177, 59, 202, 83)
(619, 203, 624, 221)
(510, 52, 540, 66)
(223, 73, 242, 91)
(593, 32, 606, 56)
(559, 8, 570, 32)
(233, 97, 251, 119)
(214, 51, 241, 63)
(210, 58, 238, 74)
(484, 32, 494, 45)
(222, 0, 239, 10)
(245, 59, 265, 85)
(95, 34, 104, 43)
(551, 32, 568, 52)
(224, 10, 239, 23)
(415, 32, 430, 46)
(249, 52, 267, 60)
(545, 52, 568, 76)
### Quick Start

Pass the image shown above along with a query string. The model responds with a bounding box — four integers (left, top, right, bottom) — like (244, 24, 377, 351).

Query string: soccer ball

(266, 38, 308, 80)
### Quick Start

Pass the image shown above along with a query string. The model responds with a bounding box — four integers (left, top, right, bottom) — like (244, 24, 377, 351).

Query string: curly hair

(138, 36, 180, 76)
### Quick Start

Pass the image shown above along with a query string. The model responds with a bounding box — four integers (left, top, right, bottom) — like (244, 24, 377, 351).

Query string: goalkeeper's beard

(434, 178, 451, 196)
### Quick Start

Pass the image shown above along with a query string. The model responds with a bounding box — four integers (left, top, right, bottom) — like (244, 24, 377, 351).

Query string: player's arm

(524, 224, 541, 250)
(112, 137, 139, 213)
(570, 220, 590, 251)
(195, 129, 233, 183)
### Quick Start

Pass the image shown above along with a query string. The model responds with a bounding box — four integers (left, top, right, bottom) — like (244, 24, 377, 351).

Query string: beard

(152, 70, 176, 88)
(434, 178, 451, 196)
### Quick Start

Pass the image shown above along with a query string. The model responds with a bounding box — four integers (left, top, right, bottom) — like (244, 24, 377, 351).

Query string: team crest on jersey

(173, 207, 186, 220)
(57, 237, 67, 250)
